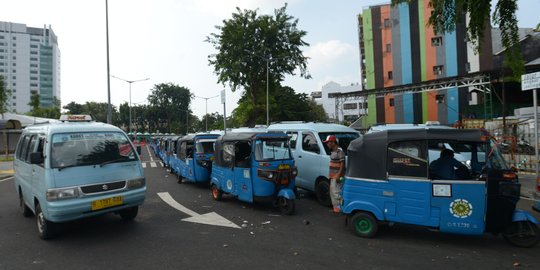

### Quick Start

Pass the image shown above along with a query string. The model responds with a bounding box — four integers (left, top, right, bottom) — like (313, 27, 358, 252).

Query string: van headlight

(46, 187, 79, 201)
(127, 178, 146, 189)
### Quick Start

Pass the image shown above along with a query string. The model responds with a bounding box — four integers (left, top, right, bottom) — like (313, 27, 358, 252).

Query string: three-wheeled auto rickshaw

(210, 131, 297, 215)
(342, 128, 540, 247)
(174, 133, 220, 184)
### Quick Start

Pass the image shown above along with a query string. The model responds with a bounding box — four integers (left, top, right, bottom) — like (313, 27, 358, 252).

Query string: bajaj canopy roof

(346, 128, 486, 180)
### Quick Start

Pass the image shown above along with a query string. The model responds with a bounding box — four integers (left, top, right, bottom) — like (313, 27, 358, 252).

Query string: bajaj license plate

(91, 196, 123, 211)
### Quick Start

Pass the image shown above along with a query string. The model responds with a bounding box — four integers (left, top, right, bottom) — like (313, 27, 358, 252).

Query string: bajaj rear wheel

(503, 221, 540, 248)
(349, 212, 378, 238)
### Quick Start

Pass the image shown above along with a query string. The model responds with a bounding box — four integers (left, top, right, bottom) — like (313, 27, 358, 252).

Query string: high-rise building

(0, 21, 61, 113)
(358, 1, 493, 127)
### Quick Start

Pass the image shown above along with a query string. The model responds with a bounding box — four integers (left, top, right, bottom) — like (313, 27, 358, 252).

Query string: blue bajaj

(175, 133, 220, 184)
(210, 132, 297, 215)
(342, 128, 540, 247)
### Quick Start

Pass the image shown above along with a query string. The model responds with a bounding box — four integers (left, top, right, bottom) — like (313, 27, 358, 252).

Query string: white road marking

(0, 177, 14, 183)
(142, 163, 146, 168)
(157, 192, 240, 229)
(150, 162, 157, 168)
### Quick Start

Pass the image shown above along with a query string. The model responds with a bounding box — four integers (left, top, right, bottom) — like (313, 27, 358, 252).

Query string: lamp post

(105, 0, 112, 124)
(196, 95, 219, 132)
(244, 50, 282, 126)
(112, 75, 149, 132)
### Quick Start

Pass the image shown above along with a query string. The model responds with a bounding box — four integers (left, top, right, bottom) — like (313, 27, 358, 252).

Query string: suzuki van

(267, 122, 360, 206)
(14, 115, 146, 239)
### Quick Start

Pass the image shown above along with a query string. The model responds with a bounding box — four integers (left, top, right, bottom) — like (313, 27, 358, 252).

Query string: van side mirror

(29, 152, 44, 164)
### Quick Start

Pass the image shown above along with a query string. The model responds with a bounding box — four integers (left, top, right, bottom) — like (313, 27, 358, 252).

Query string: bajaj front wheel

(349, 212, 378, 238)
(277, 196, 295, 215)
(503, 221, 540, 248)
(211, 184, 223, 201)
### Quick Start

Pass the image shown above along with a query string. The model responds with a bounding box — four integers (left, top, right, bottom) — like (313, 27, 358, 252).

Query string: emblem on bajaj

(449, 199, 473, 218)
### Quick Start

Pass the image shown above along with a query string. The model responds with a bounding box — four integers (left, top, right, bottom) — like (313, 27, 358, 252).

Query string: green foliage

(28, 91, 40, 112)
(0, 75, 10, 115)
(391, 0, 524, 79)
(147, 83, 193, 134)
(207, 4, 310, 126)
(63, 101, 85, 114)
(272, 86, 326, 122)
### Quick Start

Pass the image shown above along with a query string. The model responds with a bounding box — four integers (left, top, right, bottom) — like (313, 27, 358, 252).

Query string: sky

(1, 0, 538, 118)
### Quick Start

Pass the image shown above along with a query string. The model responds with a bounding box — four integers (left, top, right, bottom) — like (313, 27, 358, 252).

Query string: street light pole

(244, 49, 282, 126)
(196, 95, 219, 132)
(105, 0, 112, 124)
(111, 76, 149, 132)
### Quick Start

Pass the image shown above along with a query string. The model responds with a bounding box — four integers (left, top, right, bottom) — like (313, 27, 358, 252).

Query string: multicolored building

(359, 1, 493, 127)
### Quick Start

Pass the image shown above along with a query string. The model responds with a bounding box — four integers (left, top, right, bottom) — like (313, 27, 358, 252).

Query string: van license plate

(91, 196, 123, 211)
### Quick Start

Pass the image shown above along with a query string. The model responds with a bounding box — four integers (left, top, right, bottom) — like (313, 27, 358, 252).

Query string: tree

(0, 75, 10, 117)
(207, 4, 310, 126)
(28, 91, 40, 114)
(147, 83, 193, 134)
(63, 101, 85, 114)
(392, 0, 524, 79)
(273, 86, 327, 122)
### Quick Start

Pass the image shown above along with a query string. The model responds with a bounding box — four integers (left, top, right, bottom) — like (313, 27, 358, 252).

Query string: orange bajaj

(210, 132, 297, 215)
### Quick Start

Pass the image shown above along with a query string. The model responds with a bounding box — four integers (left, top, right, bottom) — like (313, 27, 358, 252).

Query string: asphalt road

(0, 146, 539, 270)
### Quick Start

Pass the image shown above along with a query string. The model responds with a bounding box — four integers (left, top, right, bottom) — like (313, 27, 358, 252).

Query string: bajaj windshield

(254, 139, 292, 161)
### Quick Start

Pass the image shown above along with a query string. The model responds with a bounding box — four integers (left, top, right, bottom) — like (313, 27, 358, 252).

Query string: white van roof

(268, 122, 358, 133)
(23, 121, 124, 135)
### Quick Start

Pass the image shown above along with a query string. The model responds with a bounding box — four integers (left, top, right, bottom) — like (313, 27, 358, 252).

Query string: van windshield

(254, 138, 292, 161)
(319, 132, 360, 155)
(51, 132, 137, 169)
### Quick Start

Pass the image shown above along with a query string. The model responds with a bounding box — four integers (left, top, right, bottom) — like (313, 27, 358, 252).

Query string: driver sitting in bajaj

(429, 148, 469, 180)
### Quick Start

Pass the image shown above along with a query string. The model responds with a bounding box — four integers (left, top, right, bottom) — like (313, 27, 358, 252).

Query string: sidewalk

(0, 158, 14, 180)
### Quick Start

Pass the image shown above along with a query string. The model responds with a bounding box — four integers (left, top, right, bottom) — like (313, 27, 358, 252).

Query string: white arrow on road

(157, 192, 240, 229)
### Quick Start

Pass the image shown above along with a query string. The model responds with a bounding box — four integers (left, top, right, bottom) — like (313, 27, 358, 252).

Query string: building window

(12, 36, 16, 40)
(433, 65, 444, 75)
(436, 94, 445, 104)
(384, 18, 391, 28)
(12, 50, 16, 53)
(386, 43, 392, 53)
(12, 56, 16, 60)
(31, 77, 38, 81)
(466, 62, 471, 72)
(343, 103, 358, 110)
(389, 98, 395, 107)
(30, 57, 38, 61)
(30, 44, 38, 48)
(431, 37, 443, 47)
(388, 71, 393, 80)
(30, 51, 38, 55)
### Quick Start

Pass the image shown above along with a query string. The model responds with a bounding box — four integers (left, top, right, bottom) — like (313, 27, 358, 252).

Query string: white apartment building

(0, 21, 61, 113)
(311, 81, 367, 122)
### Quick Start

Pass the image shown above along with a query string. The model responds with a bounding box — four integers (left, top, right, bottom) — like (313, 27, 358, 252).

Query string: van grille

(80, 181, 126, 194)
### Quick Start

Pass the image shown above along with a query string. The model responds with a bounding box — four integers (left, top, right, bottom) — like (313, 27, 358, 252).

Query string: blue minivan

(13, 115, 146, 239)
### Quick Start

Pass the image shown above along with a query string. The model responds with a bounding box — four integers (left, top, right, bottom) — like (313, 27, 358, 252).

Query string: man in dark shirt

(429, 148, 467, 180)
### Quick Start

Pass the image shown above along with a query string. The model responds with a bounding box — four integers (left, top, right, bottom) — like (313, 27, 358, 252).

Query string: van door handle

(298, 155, 302, 158)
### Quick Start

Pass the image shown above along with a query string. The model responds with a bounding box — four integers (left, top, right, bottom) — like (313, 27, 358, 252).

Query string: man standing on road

(324, 135, 345, 213)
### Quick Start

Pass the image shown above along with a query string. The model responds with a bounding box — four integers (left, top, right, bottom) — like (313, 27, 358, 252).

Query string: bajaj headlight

(127, 178, 146, 189)
(46, 187, 79, 201)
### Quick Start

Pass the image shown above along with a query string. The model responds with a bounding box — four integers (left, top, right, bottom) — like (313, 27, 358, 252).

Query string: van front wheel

(315, 180, 331, 207)
(36, 203, 56, 240)
(119, 206, 139, 220)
